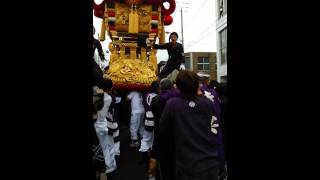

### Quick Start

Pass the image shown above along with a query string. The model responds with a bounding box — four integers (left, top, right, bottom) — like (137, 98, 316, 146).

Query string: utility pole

(180, 8, 184, 49)
(167, 1, 188, 48)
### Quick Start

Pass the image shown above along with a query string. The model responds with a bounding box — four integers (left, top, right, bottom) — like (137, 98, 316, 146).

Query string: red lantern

(163, 15, 173, 25)
(93, 0, 105, 19)
(160, 0, 176, 15)
(94, 10, 104, 18)
(93, 0, 105, 11)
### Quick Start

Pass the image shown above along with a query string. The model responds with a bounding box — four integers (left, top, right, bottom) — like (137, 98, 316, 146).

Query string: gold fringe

(128, 4, 139, 34)
(100, 20, 106, 41)
(159, 25, 165, 43)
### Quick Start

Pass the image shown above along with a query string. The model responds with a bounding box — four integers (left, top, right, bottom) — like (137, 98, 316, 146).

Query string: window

(197, 57, 209, 71)
(220, 28, 227, 64)
(185, 56, 191, 69)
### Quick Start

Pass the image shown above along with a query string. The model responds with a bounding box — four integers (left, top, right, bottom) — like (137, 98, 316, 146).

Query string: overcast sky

(93, 0, 217, 62)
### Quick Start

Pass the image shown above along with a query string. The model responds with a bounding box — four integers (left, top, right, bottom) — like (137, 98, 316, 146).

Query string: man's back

(97, 93, 112, 122)
(127, 91, 145, 114)
(160, 96, 220, 175)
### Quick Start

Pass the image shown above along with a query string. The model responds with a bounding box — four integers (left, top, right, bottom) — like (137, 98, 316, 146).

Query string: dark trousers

(176, 166, 219, 180)
(159, 64, 175, 79)
(93, 59, 103, 86)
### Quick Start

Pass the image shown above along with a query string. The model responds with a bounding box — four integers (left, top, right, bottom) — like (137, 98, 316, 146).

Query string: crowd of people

(93, 30, 227, 180)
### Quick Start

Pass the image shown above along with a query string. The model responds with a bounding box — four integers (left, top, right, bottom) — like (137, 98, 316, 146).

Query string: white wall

(216, 14, 227, 82)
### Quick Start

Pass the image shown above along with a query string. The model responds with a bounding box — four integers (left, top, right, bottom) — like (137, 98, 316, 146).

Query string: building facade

(184, 52, 217, 82)
(216, 0, 227, 83)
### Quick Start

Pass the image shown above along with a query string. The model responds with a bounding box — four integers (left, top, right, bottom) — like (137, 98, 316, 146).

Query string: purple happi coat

(200, 83, 226, 167)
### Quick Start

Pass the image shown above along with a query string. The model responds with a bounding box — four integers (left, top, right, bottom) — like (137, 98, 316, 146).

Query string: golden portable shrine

(93, 0, 176, 90)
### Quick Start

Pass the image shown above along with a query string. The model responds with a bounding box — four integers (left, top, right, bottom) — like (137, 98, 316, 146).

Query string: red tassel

(151, 15, 158, 20)
(163, 15, 173, 25)
(108, 11, 115, 17)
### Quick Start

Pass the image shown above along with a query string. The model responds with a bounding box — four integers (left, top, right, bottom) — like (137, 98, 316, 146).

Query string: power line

(184, 31, 215, 50)
(173, 10, 189, 13)
(176, 0, 201, 5)
(189, 42, 216, 46)
(184, 42, 216, 49)
(175, 6, 189, 10)
(193, 29, 216, 44)
(186, 30, 216, 49)
(185, 29, 216, 51)
(176, 0, 189, 4)
(184, 0, 209, 27)
(184, 21, 216, 47)
(176, 2, 189, 5)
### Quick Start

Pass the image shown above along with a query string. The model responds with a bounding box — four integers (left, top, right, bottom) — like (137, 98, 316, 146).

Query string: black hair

(98, 78, 113, 92)
(216, 82, 227, 97)
(104, 65, 109, 72)
(150, 80, 159, 93)
(169, 32, 178, 42)
(94, 93, 104, 112)
(208, 80, 219, 89)
(176, 70, 199, 100)
(159, 78, 173, 90)
(198, 76, 209, 83)
(93, 61, 103, 86)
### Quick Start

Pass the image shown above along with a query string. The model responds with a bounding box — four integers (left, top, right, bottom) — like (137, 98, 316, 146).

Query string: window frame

(197, 56, 210, 71)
